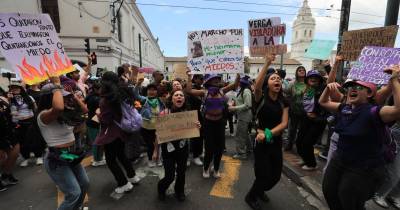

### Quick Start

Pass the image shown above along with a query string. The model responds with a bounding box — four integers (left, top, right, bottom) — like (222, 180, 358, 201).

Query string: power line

(135, 2, 382, 25)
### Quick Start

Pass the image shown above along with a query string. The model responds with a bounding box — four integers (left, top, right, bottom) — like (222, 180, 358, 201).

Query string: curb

(282, 161, 328, 209)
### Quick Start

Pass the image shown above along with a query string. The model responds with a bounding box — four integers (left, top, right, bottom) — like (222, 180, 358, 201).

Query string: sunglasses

(345, 85, 365, 91)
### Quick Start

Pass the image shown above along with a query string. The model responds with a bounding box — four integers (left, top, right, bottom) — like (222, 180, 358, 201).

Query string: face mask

(207, 86, 219, 96)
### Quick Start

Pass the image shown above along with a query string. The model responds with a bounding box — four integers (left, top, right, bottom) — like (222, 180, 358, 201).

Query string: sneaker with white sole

(203, 168, 210, 178)
(157, 160, 163, 167)
(114, 182, 133, 194)
(1, 174, 18, 185)
(193, 157, 203, 166)
(301, 165, 317, 171)
(374, 195, 389, 208)
(296, 160, 305, 166)
(128, 175, 141, 185)
(91, 160, 107, 167)
(213, 170, 221, 178)
(19, 159, 29, 167)
(36, 157, 43, 165)
(148, 161, 156, 168)
(0, 181, 7, 192)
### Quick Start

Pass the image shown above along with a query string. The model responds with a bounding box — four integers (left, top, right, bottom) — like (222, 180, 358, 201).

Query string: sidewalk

(282, 148, 394, 210)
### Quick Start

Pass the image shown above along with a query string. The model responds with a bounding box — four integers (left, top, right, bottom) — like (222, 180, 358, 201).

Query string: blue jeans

(44, 154, 89, 210)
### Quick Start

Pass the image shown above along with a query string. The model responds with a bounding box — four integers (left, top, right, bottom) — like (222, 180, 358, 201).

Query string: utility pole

(384, 0, 400, 26)
(336, 0, 351, 82)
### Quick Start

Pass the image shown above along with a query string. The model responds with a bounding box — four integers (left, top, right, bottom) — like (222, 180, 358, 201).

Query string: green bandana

(147, 98, 159, 108)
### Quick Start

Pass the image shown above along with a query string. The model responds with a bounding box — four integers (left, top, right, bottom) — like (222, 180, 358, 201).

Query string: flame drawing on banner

(16, 51, 74, 85)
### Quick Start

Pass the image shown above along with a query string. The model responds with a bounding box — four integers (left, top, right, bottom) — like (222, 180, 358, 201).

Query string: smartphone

(91, 52, 97, 65)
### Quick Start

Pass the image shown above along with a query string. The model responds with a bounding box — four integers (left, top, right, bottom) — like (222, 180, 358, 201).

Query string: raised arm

(375, 84, 392, 106)
(254, 54, 275, 102)
(40, 76, 65, 124)
(185, 69, 205, 97)
(380, 65, 400, 123)
(327, 55, 343, 84)
(222, 73, 240, 94)
(319, 83, 341, 113)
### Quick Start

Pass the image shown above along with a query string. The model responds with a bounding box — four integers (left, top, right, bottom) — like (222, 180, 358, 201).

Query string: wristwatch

(52, 85, 64, 93)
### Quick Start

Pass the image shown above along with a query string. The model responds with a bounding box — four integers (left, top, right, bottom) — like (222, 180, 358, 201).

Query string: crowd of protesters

(1, 52, 400, 210)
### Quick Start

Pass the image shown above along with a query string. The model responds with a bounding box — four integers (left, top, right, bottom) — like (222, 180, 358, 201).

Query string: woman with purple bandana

(186, 71, 239, 178)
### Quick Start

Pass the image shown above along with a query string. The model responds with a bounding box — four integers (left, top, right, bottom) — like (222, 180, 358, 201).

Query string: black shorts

(0, 137, 19, 151)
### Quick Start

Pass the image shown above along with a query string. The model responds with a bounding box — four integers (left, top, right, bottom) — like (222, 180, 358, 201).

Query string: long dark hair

(37, 93, 53, 113)
(167, 90, 188, 113)
(100, 71, 133, 116)
(237, 82, 251, 98)
(262, 73, 286, 104)
(295, 66, 306, 81)
(10, 86, 35, 110)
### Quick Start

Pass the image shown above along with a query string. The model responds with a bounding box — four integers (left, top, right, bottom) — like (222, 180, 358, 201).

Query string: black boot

(258, 192, 270, 202)
(245, 193, 262, 210)
(157, 183, 166, 201)
(175, 192, 186, 202)
(284, 142, 293, 151)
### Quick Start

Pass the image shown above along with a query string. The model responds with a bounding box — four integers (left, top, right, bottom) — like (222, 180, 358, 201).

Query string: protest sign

(139, 67, 154, 74)
(155, 110, 200, 144)
(304, 39, 336, 60)
(173, 63, 187, 80)
(248, 17, 287, 57)
(341, 25, 398, 61)
(187, 29, 244, 74)
(0, 13, 74, 85)
(347, 46, 400, 85)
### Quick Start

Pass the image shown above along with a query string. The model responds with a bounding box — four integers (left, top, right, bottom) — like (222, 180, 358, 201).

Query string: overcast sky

(138, 0, 397, 57)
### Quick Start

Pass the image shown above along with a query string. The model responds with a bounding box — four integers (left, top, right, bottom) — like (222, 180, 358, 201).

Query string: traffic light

(84, 38, 90, 54)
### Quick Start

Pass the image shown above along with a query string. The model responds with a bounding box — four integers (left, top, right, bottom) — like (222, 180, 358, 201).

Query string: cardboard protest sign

(187, 29, 244, 74)
(0, 13, 74, 85)
(342, 25, 398, 61)
(347, 46, 400, 85)
(173, 63, 187, 80)
(248, 17, 287, 57)
(304, 39, 336, 60)
(155, 110, 200, 144)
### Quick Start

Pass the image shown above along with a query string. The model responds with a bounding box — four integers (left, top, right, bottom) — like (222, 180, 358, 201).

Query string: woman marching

(37, 75, 89, 210)
(296, 70, 327, 170)
(186, 71, 239, 178)
(320, 65, 400, 210)
(155, 90, 201, 202)
(245, 54, 289, 210)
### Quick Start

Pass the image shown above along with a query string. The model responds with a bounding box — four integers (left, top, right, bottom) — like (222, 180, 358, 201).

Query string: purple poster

(347, 46, 400, 85)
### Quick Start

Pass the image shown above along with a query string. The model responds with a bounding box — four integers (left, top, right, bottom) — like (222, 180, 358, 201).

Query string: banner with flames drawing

(0, 13, 74, 85)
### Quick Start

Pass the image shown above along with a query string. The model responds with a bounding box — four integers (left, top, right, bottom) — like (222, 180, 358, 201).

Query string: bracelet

(264, 128, 273, 143)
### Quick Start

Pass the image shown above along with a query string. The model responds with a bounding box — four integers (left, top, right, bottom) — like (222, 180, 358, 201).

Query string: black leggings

(322, 158, 384, 210)
(203, 119, 225, 172)
(104, 139, 135, 186)
(158, 145, 188, 194)
(17, 118, 45, 159)
(248, 142, 282, 198)
(296, 118, 326, 167)
(140, 128, 156, 161)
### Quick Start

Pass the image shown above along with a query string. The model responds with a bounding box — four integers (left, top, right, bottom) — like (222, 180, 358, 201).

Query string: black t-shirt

(27, 89, 41, 104)
(85, 94, 100, 128)
(0, 97, 15, 149)
(257, 95, 288, 143)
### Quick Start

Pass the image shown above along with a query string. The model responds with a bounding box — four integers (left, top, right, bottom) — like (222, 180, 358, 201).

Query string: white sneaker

(193, 157, 203, 166)
(213, 170, 221, 178)
(296, 160, 305, 166)
(157, 160, 163, 167)
(114, 182, 133, 194)
(91, 160, 107, 167)
(187, 159, 191, 167)
(388, 196, 400, 209)
(301, 165, 317, 171)
(128, 175, 141, 184)
(148, 161, 156, 168)
(202, 168, 210, 178)
(374, 195, 389, 208)
(19, 159, 29, 167)
(36, 157, 43, 165)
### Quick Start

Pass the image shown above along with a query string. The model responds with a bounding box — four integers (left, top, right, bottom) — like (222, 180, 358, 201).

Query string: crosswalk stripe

(57, 156, 92, 207)
(209, 155, 241, 199)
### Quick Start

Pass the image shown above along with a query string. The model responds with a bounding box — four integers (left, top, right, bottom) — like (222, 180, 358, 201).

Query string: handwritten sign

(0, 13, 74, 85)
(173, 63, 187, 80)
(347, 46, 400, 85)
(187, 29, 244, 74)
(304, 39, 336, 60)
(342, 25, 398, 61)
(155, 110, 200, 144)
(248, 17, 286, 57)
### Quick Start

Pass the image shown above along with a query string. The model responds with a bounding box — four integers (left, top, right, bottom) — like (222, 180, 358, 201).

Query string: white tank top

(37, 111, 75, 147)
